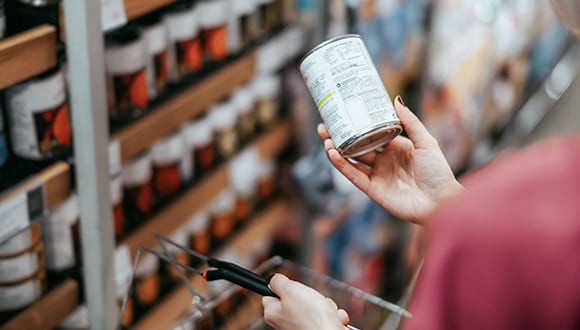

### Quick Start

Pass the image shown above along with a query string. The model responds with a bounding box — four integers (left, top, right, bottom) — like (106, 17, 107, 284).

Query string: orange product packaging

(199, 0, 229, 61)
(105, 24, 149, 119)
(4, 65, 72, 160)
(165, 1, 202, 81)
(151, 133, 186, 199)
(121, 152, 154, 217)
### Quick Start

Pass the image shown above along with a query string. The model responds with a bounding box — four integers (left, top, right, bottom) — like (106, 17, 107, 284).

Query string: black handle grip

(207, 258, 268, 286)
(205, 269, 278, 297)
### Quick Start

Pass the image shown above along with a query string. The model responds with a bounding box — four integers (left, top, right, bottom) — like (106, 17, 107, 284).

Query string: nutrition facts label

(300, 36, 398, 148)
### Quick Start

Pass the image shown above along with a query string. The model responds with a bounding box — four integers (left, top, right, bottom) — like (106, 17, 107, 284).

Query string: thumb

(268, 273, 292, 297)
(394, 95, 437, 150)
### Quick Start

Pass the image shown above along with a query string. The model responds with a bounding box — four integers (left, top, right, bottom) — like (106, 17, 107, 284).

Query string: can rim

(299, 34, 363, 66)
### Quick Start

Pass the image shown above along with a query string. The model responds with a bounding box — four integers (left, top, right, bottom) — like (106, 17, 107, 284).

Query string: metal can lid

(338, 122, 402, 158)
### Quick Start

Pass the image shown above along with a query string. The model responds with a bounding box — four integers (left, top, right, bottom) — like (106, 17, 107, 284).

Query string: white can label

(0, 252, 38, 282)
(42, 221, 75, 271)
(300, 36, 398, 148)
(0, 279, 42, 311)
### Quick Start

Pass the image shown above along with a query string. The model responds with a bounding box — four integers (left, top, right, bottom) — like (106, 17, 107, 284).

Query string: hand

(262, 274, 349, 330)
(319, 96, 463, 225)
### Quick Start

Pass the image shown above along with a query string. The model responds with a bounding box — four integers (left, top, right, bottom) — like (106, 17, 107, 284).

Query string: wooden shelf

(114, 52, 256, 164)
(0, 25, 57, 90)
(134, 199, 292, 330)
(0, 161, 71, 213)
(0, 279, 79, 330)
(124, 0, 175, 20)
(122, 119, 293, 257)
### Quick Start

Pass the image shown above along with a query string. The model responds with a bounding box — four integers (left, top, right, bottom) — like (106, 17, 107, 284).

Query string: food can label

(0, 279, 41, 311)
(300, 35, 399, 149)
(0, 252, 38, 282)
(42, 221, 75, 271)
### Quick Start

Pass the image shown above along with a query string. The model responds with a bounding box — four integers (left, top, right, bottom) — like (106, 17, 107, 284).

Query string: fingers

(337, 309, 350, 325)
(327, 148, 371, 193)
(262, 296, 282, 327)
(268, 273, 293, 296)
(317, 123, 330, 140)
(394, 96, 438, 150)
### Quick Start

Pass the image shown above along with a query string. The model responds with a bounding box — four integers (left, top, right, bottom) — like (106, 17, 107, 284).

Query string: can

(299, 35, 402, 158)
(0, 222, 40, 256)
(0, 240, 43, 283)
(4, 65, 72, 161)
(42, 193, 79, 272)
(0, 270, 46, 312)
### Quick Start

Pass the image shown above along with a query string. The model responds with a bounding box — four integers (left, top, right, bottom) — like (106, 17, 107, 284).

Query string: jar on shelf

(227, 0, 257, 53)
(4, 0, 60, 37)
(0, 224, 43, 284)
(186, 210, 211, 258)
(4, 65, 71, 161)
(138, 11, 170, 101)
(111, 175, 125, 239)
(183, 116, 214, 176)
(42, 193, 79, 274)
(208, 102, 239, 161)
(198, 0, 228, 62)
(257, 0, 282, 34)
(0, 223, 39, 257)
(121, 152, 154, 218)
(151, 132, 186, 199)
(257, 158, 276, 202)
(105, 24, 148, 120)
(229, 151, 259, 225)
(0, 270, 46, 318)
(59, 305, 89, 330)
(210, 189, 236, 246)
(0, 104, 8, 167)
(116, 278, 133, 329)
(134, 253, 160, 308)
(231, 86, 256, 143)
(165, 230, 190, 281)
(178, 125, 194, 183)
(251, 74, 281, 130)
(165, 1, 202, 81)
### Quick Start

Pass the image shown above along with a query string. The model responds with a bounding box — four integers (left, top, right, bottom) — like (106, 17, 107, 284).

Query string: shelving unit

(0, 25, 57, 90)
(134, 199, 292, 329)
(124, 0, 176, 20)
(114, 53, 256, 164)
(122, 119, 293, 257)
(0, 280, 79, 330)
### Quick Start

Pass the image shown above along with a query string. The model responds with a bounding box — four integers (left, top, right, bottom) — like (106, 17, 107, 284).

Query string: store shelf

(114, 52, 256, 164)
(122, 119, 293, 257)
(134, 199, 291, 330)
(0, 161, 71, 215)
(0, 25, 57, 90)
(0, 279, 79, 330)
(125, 0, 175, 20)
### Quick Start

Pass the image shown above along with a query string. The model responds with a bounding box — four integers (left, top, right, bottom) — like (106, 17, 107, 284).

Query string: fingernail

(266, 273, 275, 284)
(396, 95, 406, 107)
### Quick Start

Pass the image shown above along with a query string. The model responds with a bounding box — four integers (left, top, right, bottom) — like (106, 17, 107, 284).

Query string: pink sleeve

(403, 138, 580, 330)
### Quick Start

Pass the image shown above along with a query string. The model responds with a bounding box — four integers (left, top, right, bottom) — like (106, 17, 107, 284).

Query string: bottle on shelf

(208, 101, 239, 162)
(229, 150, 259, 226)
(42, 193, 80, 278)
(137, 11, 171, 101)
(121, 152, 154, 220)
(227, 0, 258, 54)
(198, 0, 229, 62)
(164, 229, 190, 282)
(183, 116, 215, 176)
(133, 253, 161, 310)
(186, 210, 211, 260)
(164, 1, 202, 81)
(231, 86, 257, 144)
(111, 174, 125, 239)
(105, 24, 149, 121)
(250, 74, 281, 131)
(151, 132, 186, 200)
(209, 189, 236, 247)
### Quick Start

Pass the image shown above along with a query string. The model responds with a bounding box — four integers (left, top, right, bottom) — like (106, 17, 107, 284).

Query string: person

(262, 93, 580, 329)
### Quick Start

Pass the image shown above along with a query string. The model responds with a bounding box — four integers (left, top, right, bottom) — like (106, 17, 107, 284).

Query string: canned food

(299, 35, 402, 158)
(4, 66, 72, 161)
(0, 220, 40, 257)
(43, 193, 79, 272)
(0, 270, 46, 312)
(0, 240, 43, 283)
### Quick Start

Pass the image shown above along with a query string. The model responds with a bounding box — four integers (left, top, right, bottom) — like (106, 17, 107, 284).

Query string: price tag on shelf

(0, 185, 44, 243)
(114, 245, 133, 293)
(101, 0, 127, 32)
(109, 139, 122, 177)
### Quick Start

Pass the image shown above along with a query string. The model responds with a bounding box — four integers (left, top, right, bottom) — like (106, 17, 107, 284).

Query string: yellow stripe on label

(317, 91, 335, 108)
